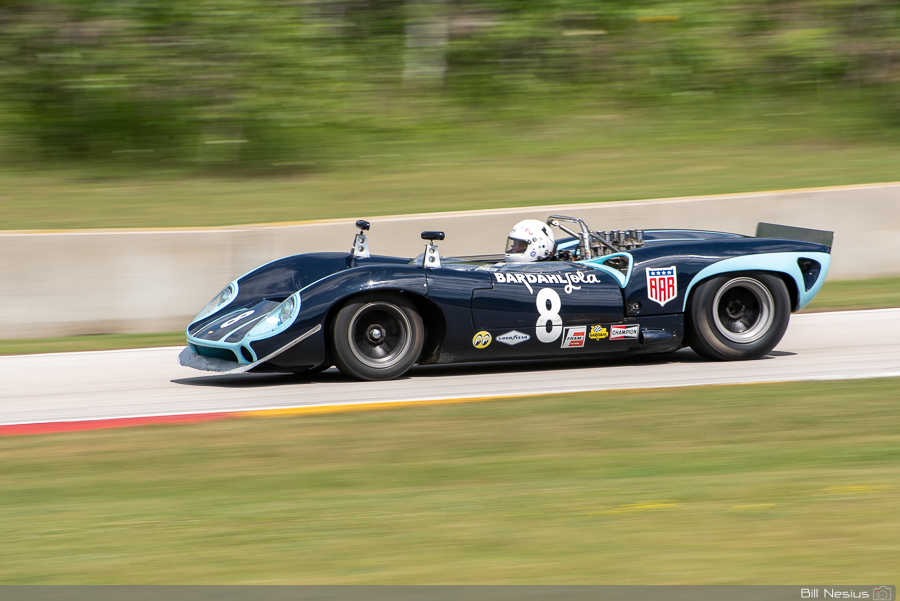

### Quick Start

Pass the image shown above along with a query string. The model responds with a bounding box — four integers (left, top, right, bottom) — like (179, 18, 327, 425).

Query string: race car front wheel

(687, 273, 790, 361)
(330, 293, 424, 381)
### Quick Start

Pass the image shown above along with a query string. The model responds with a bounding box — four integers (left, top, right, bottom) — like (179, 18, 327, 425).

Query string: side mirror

(351, 220, 370, 259)
(421, 231, 445, 268)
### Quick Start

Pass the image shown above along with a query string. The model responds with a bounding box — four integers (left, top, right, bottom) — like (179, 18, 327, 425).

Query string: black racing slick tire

(330, 293, 424, 381)
(686, 273, 791, 361)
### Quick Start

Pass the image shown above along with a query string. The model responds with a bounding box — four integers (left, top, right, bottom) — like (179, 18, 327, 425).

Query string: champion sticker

(588, 325, 608, 340)
(610, 324, 640, 340)
(646, 266, 678, 307)
(497, 330, 530, 346)
(560, 326, 587, 348)
(472, 331, 492, 349)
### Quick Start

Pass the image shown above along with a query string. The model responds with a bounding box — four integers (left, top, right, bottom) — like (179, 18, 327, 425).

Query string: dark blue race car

(179, 215, 833, 381)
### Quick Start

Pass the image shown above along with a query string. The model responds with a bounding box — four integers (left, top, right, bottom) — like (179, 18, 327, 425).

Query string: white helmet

(505, 219, 555, 263)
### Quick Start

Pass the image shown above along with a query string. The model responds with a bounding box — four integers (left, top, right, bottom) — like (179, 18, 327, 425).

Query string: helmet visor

(506, 237, 529, 254)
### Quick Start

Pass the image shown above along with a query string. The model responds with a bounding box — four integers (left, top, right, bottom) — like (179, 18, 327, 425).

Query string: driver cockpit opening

(543, 215, 645, 261)
(503, 215, 646, 262)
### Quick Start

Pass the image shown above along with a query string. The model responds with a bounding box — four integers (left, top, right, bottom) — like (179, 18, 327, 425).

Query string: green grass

(3, 102, 900, 230)
(1, 276, 896, 356)
(1, 378, 898, 583)
(0, 332, 184, 356)
(804, 277, 900, 313)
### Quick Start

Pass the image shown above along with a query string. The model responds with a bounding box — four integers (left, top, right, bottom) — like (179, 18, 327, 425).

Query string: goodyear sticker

(472, 331, 492, 349)
(588, 325, 608, 341)
(497, 330, 530, 346)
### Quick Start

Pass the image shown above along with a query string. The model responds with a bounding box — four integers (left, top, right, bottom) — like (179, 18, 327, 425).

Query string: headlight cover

(247, 293, 301, 339)
(192, 282, 238, 323)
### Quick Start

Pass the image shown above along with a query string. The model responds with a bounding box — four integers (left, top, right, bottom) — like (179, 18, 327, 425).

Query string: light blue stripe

(578, 252, 634, 288)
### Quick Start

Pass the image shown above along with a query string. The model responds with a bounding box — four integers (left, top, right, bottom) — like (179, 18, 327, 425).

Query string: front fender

(247, 264, 429, 360)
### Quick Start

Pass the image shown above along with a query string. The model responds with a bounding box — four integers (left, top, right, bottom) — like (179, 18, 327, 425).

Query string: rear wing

(756, 222, 834, 251)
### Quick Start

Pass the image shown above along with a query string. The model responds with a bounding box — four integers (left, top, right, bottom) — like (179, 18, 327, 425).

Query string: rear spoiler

(756, 222, 834, 251)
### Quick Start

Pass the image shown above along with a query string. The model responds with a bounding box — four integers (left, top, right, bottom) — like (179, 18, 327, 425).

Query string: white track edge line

(0, 345, 186, 359)
(3, 370, 899, 427)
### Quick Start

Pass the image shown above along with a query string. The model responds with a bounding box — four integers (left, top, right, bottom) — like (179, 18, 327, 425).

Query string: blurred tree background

(0, 0, 898, 171)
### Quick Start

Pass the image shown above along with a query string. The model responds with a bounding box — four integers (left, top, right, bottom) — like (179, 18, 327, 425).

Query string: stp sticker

(646, 266, 678, 307)
(497, 330, 530, 345)
(472, 331, 492, 348)
(560, 326, 587, 348)
(588, 325, 608, 340)
(610, 324, 639, 340)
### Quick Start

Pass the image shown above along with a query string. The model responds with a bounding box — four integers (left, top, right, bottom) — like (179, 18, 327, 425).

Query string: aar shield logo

(646, 266, 677, 307)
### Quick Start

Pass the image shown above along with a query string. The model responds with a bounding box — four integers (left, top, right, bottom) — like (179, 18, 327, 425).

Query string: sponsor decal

(472, 331, 492, 349)
(535, 288, 563, 343)
(646, 266, 678, 307)
(610, 324, 640, 340)
(560, 326, 587, 348)
(493, 270, 602, 294)
(588, 325, 608, 340)
(221, 310, 255, 329)
(497, 330, 530, 346)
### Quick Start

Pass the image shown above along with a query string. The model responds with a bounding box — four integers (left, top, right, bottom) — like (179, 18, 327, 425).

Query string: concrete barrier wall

(2, 183, 897, 339)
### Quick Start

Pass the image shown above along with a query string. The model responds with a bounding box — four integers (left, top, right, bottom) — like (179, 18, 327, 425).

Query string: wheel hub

(725, 300, 745, 320)
(366, 325, 385, 344)
(347, 302, 413, 369)
(711, 277, 775, 344)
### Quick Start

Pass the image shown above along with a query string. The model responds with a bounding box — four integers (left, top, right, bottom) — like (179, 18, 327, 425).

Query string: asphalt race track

(1, 309, 898, 426)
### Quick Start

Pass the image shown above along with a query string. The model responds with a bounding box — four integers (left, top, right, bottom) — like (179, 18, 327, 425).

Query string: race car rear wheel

(687, 273, 790, 361)
(330, 293, 424, 381)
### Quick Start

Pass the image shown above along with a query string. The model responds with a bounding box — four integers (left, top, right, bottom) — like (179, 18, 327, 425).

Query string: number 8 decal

(535, 288, 562, 343)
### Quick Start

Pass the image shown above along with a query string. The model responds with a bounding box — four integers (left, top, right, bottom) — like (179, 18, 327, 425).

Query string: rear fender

(682, 251, 831, 312)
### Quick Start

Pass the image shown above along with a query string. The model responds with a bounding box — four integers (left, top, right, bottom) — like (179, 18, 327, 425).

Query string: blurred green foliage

(0, 0, 898, 169)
